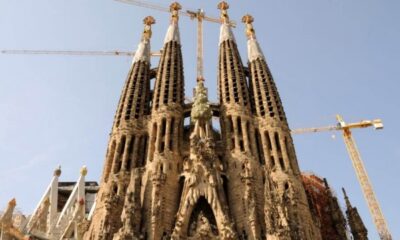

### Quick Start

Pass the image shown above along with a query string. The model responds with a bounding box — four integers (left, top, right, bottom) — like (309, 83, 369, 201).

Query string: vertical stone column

(141, 3, 185, 238)
(217, 2, 265, 237)
(243, 14, 322, 239)
(83, 16, 154, 240)
(48, 167, 60, 233)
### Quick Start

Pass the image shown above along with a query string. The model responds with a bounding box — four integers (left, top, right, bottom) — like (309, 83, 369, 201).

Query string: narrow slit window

(125, 136, 135, 170)
(274, 132, 281, 153)
(279, 157, 285, 170)
(255, 129, 265, 165)
(265, 131, 272, 152)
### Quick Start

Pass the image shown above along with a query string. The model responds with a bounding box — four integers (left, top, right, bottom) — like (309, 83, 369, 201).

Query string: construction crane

(115, 0, 236, 81)
(2, 0, 235, 81)
(115, 0, 236, 26)
(291, 115, 392, 240)
(1, 49, 161, 57)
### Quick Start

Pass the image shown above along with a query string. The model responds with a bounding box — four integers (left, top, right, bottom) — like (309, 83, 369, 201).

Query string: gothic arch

(187, 196, 218, 237)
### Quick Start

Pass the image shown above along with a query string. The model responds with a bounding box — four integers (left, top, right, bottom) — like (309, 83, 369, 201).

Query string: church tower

(140, 3, 185, 239)
(242, 14, 322, 239)
(217, 3, 266, 239)
(76, 2, 372, 240)
(84, 16, 155, 240)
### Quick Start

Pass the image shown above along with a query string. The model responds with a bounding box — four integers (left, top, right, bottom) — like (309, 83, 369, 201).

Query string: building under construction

(1, 1, 392, 240)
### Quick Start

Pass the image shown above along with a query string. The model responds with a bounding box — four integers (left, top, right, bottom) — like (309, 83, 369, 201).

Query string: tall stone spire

(112, 16, 154, 131)
(84, 16, 155, 240)
(151, 2, 184, 111)
(140, 3, 185, 239)
(218, 1, 249, 109)
(242, 14, 286, 123)
(343, 188, 369, 240)
(243, 15, 322, 239)
(217, 2, 265, 239)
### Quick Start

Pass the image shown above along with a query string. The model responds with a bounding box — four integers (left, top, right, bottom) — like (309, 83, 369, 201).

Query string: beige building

(1, 1, 369, 240)
(83, 2, 368, 239)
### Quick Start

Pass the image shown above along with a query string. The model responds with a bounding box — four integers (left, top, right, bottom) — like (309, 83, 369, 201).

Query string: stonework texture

(65, 3, 369, 240)
(0, 3, 372, 240)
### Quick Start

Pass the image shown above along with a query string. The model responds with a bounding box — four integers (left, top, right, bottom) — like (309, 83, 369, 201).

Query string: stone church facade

(83, 2, 368, 239)
(1, 2, 369, 240)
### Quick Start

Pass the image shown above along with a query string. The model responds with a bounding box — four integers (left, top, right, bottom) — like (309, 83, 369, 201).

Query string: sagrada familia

(0, 2, 370, 240)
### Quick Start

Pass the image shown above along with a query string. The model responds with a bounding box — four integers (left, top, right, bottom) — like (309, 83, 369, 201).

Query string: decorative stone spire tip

(242, 14, 256, 39)
(54, 165, 62, 177)
(218, 1, 236, 44)
(8, 198, 16, 207)
(164, 3, 181, 44)
(244, 15, 265, 62)
(80, 165, 88, 176)
(342, 187, 353, 208)
(142, 16, 155, 41)
(133, 16, 154, 64)
(170, 2, 182, 22)
(218, 1, 230, 23)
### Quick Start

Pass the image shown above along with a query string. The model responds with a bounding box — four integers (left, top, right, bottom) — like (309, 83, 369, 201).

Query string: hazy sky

(0, 0, 399, 238)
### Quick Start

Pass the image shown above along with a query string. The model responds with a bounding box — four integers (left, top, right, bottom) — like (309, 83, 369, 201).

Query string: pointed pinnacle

(218, 1, 230, 23)
(54, 166, 62, 177)
(143, 16, 155, 26)
(217, 1, 229, 10)
(170, 2, 182, 12)
(80, 165, 88, 176)
(342, 187, 348, 198)
(242, 14, 256, 39)
(342, 187, 352, 208)
(170, 2, 181, 22)
(242, 14, 254, 24)
(142, 16, 155, 40)
(9, 198, 16, 207)
(323, 178, 330, 189)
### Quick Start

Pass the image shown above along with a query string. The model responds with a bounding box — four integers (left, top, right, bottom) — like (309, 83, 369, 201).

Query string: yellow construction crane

(291, 115, 392, 240)
(2, 0, 234, 81)
(1, 49, 161, 57)
(115, 0, 236, 81)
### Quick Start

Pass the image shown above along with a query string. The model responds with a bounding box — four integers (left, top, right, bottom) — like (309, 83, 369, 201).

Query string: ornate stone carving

(171, 80, 236, 239)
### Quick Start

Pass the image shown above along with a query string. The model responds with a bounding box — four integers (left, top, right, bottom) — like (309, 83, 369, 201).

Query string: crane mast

(291, 115, 392, 240)
(187, 9, 205, 81)
(117, 0, 236, 82)
(338, 117, 392, 240)
(197, 13, 204, 80)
